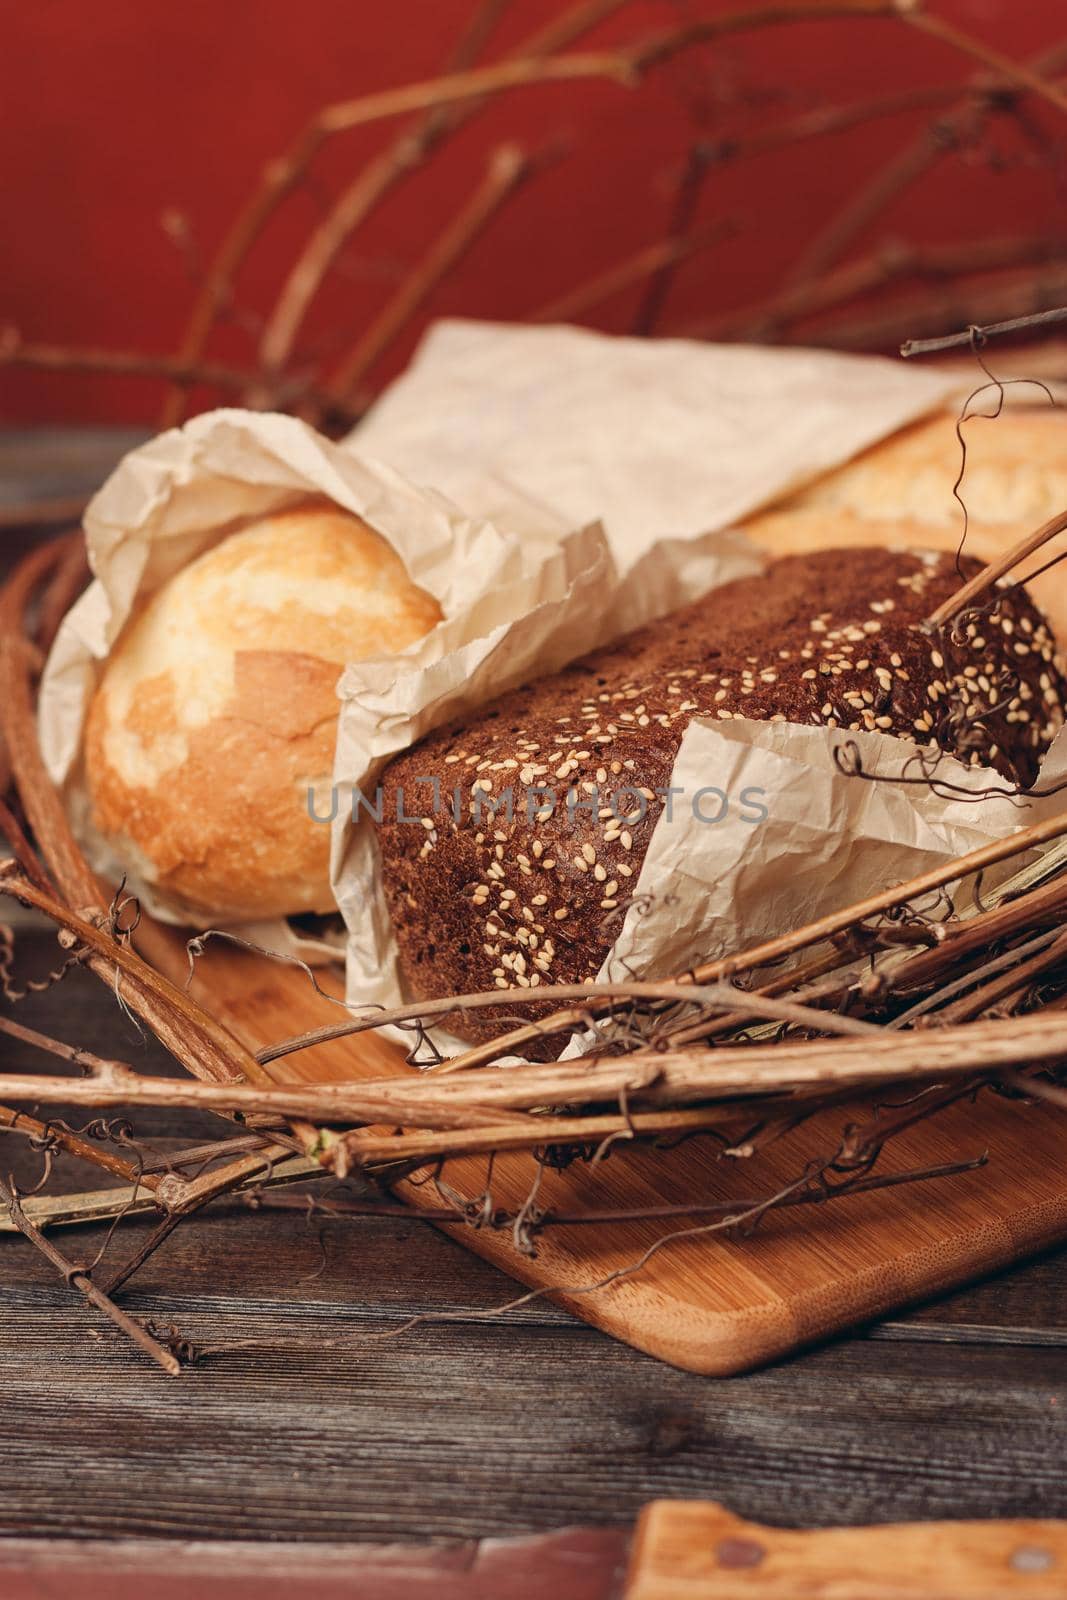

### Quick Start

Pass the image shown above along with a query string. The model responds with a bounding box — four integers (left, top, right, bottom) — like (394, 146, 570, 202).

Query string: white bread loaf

(84, 500, 442, 924)
(743, 408, 1067, 645)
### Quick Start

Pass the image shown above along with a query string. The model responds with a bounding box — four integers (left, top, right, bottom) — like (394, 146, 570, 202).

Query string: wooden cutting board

(144, 927, 1067, 1376)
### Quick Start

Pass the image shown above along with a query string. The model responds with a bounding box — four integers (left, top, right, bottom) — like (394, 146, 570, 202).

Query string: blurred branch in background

(4, 0, 1067, 436)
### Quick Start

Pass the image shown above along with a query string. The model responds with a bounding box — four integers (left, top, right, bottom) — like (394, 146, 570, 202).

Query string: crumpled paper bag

(334, 322, 1040, 1057)
(597, 719, 1067, 989)
(340, 709, 1067, 1065)
(349, 318, 961, 630)
(37, 407, 618, 953)
(331, 532, 764, 1016)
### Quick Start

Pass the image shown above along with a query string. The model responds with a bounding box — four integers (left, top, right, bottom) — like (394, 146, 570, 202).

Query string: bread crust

(787, 409, 1067, 532)
(85, 500, 441, 923)
(746, 410, 1067, 643)
(377, 547, 1066, 1048)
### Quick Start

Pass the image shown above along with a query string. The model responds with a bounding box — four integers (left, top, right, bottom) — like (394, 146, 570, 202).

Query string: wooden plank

(1, 1287, 1067, 1540)
(0, 1529, 628, 1600)
(4, 954, 1067, 1543)
(626, 1501, 1067, 1599)
(138, 925, 1067, 1376)
(0, 427, 145, 511)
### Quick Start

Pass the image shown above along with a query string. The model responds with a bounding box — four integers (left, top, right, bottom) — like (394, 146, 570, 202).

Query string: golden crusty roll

(84, 499, 442, 924)
(743, 408, 1067, 646)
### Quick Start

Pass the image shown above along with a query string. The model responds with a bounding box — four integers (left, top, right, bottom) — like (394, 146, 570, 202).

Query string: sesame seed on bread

(376, 547, 1066, 1047)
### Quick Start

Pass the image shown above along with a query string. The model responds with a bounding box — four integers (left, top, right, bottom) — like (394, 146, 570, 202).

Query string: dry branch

(0, 1104, 159, 1190)
(161, 48, 633, 424)
(256, 0, 631, 378)
(0, 863, 260, 1091)
(902, 303, 1067, 358)
(797, 264, 1067, 353)
(532, 221, 733, 325)
(777, 35, 1067, 296)
(902, 9, 1067, 118)
(683, 235, 1065, 342)
(438, 808, 1067, 1071)
(0, 1175, 180, 1376)
(256, 975, 881, 1068)
(329, 142, 536, 398)
(0, 329, 357, 424)
(623, 0, 918, 72)
(925, 508, 1067, 627)
(1, 1157, 980, 1240)
(4, 1012, 1067, 1131)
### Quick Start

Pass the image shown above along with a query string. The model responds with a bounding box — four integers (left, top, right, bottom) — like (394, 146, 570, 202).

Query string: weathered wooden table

(2, 433, 1066, 1584)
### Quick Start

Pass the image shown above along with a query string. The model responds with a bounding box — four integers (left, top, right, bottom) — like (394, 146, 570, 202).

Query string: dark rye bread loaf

(377, 548, 1066, 1045)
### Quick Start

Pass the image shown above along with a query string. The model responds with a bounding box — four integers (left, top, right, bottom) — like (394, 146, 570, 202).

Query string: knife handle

(625, 1500, 1067, 1599)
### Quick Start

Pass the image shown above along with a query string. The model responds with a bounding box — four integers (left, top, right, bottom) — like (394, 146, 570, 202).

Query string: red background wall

(3, 0, 1064, 422)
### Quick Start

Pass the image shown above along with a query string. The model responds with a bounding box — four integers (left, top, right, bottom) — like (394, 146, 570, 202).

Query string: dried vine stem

(0, 864, 265, 1090)
(0, 1147, 337, 1236)
(795, 265, 1067, 354)
(924, 507, 1067, 628)
(312, 3, 956, 369)
(0, 1175, 180, 1376)
(148, 1151, 977, 1359)
(891, 940, 1054, 1028)
(0, 797, 55, 895)
(13, 5, 1062, 422)
(0, 330, 353, 418)
(268, 1, 921, 393)
(186, 0, 882, 408)
(256, 975, 881, 1067)
(626, 1, 1067, 117)
(532, 220, 734, 325)
(0, 1187, 158, 1234)
(97, 1147, 318, 1297)
(257, 0, 631, 379)
(4, 1012, 1067, 1132)
(330, 141, 537, 399)
(160, 48, 633, 424)
(903, 8, 1067, 117)
(883, 874, 1067, 995)
(658, 949, 854, 1048)
(0, 1104, 158, 1190)
(683, 234, 1064, 342)
(227, 1157, 983, 1230)
(933, 930, 1067, 1026)
(0, 1011, 136, 1076)
(319, 56, 636, 134)
(779, 35, 1067, 298)
(0, 1004, 308, 1288)
(901, 303, 1067, 358)
(703, 78, 996, 163)
(160, 0, 1057, 418)
(438, 807, 1067, 1071)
